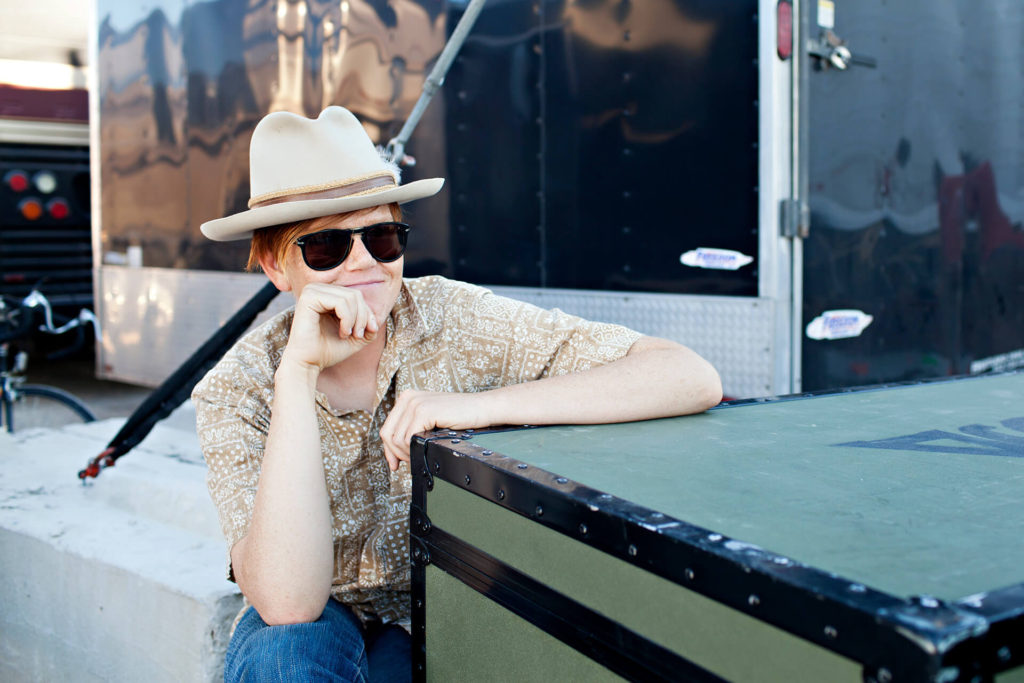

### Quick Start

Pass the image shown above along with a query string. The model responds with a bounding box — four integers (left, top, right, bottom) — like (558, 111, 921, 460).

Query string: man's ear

(257, 250, 293, 292)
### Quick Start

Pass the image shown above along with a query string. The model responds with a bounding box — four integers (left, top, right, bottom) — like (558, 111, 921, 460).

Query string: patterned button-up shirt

(193, 275, 642, 630)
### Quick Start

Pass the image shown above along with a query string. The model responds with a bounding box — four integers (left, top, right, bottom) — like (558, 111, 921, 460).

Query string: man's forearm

(232, 360, 335, 625)
(478, 337, 722, 427)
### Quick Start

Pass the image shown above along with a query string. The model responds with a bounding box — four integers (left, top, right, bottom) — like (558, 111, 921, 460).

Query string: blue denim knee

(225, 599, 390, 683)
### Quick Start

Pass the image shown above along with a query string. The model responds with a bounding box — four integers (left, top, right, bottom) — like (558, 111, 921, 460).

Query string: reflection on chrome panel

(98, 0, 447, 271)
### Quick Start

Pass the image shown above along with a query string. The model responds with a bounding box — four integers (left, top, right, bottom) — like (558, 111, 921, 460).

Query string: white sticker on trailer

(680, 248, 754, 271)
(806, 309, 873, 340)
(817, 0, 835, 29)
(970, 348, 1024, 374)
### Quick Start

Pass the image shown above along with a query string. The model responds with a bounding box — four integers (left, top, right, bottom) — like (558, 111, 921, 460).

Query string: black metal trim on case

(410, 432, 1024, 682)
(417, 523, 726, 682)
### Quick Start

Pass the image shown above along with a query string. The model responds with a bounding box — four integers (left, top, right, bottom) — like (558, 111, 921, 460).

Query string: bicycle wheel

(6, 384, 96, 432)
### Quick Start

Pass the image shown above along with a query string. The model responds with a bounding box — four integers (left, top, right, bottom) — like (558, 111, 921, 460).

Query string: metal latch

(780, 198, 810, 239)
(808, 29, 877, 70)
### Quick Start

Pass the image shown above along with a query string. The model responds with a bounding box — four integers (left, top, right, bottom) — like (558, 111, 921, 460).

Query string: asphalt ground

(23, 355, 154, 422)
(10, 353, 199, 437)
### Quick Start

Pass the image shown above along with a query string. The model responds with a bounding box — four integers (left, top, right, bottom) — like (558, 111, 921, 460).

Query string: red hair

(246, 203, 403, 272)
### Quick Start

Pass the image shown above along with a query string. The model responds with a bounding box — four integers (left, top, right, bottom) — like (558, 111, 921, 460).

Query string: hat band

(248, 173, 397, 209)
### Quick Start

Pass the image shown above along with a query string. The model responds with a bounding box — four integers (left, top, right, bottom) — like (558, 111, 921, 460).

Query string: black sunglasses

(294, 222, 409, 271)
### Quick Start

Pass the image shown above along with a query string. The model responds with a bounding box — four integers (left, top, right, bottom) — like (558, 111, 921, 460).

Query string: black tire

(4, 384, 96, 433)
(1, 390, 11, 432)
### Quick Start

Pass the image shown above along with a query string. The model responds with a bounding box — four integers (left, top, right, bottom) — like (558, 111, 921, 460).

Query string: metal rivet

(998, 646, 1011, 662)
(599, 493, 612, 500)
(650, 512, 664, 519)
(578, 523, 588, 535)
(877, 668, 893, 683)
(450, 439, 461, 444)
(824, 625, 838, 639)
(555, 477, 568, 484)
(481, 450, 493, 456)
(627, 544, 637, 557)
(708, 533, 723, 542)
(685, 568, 695, 581)
(535, 505, 543, 516)
(747, 595, 760, 607)
(447, 431, 457, 436)
(497, 489, 505, 500)
(517, 463, 528, 470)
(432, 462, 440, 473)
(415, 599, 423, 608)
(848, 583, 867, 593)
(464, 474, 471, 485)
(465, 429, 475, 433)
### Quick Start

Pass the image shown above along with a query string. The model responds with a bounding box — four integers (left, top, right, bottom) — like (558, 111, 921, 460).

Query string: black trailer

(91, 0, 1024, 396)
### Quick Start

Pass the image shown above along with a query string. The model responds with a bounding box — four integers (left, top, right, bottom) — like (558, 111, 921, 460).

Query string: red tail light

(5, 169, 29, 192)
(47, 198, 70, 219)
(777, 1, 793, 60)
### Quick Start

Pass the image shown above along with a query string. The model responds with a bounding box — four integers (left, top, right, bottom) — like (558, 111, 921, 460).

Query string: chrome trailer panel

(96, 266, 291, 387)
(97, 266, 775, 398)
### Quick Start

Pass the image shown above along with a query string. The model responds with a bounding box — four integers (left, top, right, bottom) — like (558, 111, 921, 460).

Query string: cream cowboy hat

(200, 106, 444, 241)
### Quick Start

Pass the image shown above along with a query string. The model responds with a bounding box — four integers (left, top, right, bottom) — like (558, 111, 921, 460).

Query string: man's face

(279, 205, 405, 324)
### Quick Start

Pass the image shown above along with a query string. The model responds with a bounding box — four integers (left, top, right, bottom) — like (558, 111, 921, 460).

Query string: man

(193, 106, 721, 682)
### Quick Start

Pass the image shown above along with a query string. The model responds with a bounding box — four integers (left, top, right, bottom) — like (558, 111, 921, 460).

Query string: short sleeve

(437, 281, 643, 389)
(192, 323, 283, 581)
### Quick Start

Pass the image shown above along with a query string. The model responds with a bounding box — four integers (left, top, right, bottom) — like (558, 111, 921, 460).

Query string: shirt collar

(374, 280, 429, 405)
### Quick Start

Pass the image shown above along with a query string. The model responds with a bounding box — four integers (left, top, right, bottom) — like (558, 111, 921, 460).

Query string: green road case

(410, 373, 1024, 682)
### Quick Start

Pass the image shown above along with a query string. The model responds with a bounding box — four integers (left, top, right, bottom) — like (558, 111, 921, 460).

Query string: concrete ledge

(0, 414, 241, 682)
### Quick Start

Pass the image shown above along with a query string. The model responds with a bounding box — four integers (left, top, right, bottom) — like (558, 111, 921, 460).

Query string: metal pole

(385, 0, 489, 164)
(789, 0, 810, 393)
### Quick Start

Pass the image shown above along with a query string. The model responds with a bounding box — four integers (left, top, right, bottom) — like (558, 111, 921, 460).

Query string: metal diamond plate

(97, 268, 776, 398)
(490, 286, 776, 399)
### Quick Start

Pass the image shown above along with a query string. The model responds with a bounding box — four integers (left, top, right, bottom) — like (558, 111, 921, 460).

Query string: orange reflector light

(5, 169, 29, 192)
(19, 197, 43, 220)
(47, 198, 70, 219)
(777, 0, 793, 60)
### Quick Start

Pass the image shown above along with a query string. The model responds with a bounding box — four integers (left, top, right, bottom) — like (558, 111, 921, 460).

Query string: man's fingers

(379, 392, 428, 465)
(383, 446, 399, 472)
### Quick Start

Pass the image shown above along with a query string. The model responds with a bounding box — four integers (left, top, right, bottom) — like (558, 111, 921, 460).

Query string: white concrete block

(0, 417, 241, 683)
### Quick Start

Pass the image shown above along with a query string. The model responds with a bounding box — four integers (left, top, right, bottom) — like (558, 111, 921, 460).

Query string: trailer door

(800, 0, 1024, 391)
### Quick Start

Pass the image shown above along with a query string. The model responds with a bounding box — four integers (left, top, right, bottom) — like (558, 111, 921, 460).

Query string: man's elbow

(687, 361, 723, 413)
(252, 596, 330, 626)
(698, 367, 723, 410)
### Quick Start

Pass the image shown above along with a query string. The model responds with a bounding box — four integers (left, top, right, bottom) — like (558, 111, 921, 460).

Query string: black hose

(80, 281, 281, 479)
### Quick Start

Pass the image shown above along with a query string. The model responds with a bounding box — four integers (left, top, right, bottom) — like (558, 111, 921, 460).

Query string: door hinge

(780, 198, 810, 239)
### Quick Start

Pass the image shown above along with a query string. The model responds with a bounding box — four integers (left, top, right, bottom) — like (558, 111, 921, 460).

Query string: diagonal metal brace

(384, 0, 489, 165)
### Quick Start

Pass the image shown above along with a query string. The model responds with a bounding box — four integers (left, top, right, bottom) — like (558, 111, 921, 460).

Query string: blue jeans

(224, 599, 411, 682)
